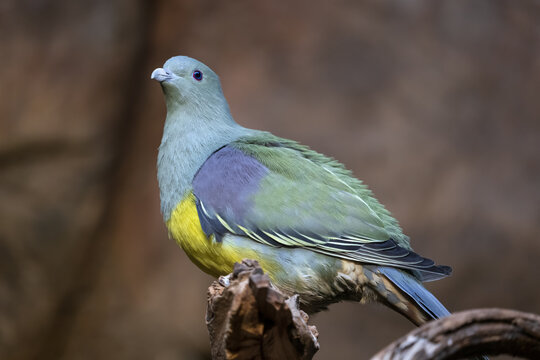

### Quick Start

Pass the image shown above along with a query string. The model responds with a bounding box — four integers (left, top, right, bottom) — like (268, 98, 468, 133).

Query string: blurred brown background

(1, 0, 539, 359)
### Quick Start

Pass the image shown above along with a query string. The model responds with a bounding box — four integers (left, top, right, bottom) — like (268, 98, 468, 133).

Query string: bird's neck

(157, 105, 252, 221)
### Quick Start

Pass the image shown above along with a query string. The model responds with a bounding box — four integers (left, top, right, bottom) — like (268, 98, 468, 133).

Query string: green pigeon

(151, 56, 452, 325)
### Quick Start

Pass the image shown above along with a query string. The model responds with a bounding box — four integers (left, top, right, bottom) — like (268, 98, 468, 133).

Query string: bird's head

(151, 56, 228, 115)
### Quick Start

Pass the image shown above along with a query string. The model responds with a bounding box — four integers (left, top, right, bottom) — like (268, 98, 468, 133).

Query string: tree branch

(371, 308, 540, 359)
(206, 260, 319, 360)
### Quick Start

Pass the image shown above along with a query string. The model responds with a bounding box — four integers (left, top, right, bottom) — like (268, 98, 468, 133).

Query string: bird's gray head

(151, 56, 229, 116)
(152, 56, 247, 220)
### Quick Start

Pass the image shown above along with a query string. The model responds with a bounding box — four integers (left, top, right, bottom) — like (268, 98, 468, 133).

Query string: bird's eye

(192, 70, 203, 81)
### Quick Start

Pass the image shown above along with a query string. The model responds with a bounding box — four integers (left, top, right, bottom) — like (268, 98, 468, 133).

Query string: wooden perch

(206, 260, 319, 360)
(372, 308, 540, 359)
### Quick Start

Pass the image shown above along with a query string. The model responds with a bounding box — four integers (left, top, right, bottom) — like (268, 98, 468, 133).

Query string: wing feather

(192, 134, 451, 281)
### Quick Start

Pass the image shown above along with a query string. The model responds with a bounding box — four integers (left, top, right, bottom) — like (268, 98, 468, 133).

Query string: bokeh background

(1, 1, 539, 359)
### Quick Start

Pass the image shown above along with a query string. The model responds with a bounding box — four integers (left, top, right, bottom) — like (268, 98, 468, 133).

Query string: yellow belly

(166, 192, 274, 277)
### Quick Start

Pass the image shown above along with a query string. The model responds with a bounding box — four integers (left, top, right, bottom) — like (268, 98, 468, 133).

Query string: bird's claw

(218, 274, 231, 287)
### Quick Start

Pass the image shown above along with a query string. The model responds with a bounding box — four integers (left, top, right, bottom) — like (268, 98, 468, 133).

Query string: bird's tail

(364, 265, 450, 326)
(377, 266, 450, 326)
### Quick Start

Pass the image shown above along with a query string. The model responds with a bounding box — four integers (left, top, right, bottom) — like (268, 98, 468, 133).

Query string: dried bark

(372, 308, 540, 359)
(206, 260, 319, 360)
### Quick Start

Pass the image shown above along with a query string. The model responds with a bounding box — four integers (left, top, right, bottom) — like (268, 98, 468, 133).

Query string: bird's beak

(151, 68, 174, 82)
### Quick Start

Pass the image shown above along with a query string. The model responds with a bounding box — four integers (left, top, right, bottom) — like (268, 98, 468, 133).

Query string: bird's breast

(166, 192, 278, 278)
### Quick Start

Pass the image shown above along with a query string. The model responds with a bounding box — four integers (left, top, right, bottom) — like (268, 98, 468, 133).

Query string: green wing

(192, 132, 450, 280)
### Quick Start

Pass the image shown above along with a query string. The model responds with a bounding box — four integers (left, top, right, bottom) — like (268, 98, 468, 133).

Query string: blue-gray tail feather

(378, 266, 450, 320)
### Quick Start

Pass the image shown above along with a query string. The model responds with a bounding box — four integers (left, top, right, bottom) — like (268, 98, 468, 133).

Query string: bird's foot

(218, 274, 231, 287)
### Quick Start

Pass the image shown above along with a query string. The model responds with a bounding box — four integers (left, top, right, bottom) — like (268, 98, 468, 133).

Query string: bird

(151, 55, 453, 326)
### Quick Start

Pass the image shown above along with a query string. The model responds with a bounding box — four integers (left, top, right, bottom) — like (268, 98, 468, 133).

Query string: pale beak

(151, 68, 174, 82)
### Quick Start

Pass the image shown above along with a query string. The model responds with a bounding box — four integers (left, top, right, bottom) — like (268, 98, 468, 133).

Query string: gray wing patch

(193, 145, 269, 241)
